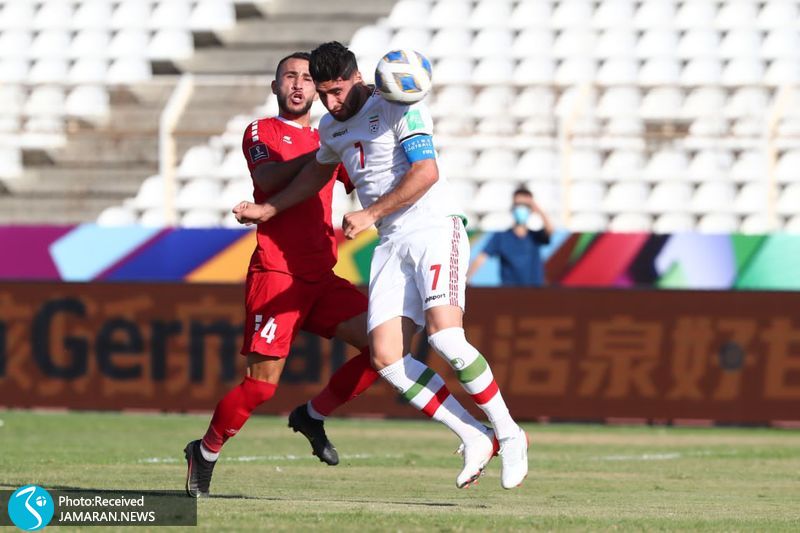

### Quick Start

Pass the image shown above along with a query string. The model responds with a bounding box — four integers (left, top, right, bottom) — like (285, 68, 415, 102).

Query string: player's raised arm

(250, 150, 318, 196)
(233, 158, 337, 225)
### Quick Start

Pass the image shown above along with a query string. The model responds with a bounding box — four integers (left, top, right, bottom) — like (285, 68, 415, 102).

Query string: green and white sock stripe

(378, 355, 446, 411)
(401, 367, 446, 411)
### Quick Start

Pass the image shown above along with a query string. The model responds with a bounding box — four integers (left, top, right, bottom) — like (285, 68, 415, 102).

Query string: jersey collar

(276, 116, 310, 130)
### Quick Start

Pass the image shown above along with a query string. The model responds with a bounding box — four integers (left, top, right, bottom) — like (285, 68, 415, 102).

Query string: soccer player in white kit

(234, 42, 529, 489)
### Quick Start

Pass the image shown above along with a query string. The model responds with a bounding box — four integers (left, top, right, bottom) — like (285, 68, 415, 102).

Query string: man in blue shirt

(467, 187, 554, 286)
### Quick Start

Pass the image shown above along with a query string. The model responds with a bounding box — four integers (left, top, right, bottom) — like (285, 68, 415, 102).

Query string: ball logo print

(7, 485, 54, 531)
(375, 49, 433, 104)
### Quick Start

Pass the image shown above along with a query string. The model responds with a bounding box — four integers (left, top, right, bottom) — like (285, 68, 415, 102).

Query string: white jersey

(316, 90, 459, 237)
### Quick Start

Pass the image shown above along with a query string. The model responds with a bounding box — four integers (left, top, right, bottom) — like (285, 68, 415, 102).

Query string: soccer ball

(35, 496, 46, 507)
(374, 49, 433, 104)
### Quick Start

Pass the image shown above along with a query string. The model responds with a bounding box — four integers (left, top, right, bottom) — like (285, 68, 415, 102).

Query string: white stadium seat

(720, 29, 762, 59)
(97, 206, 137, 226)
(692, 182, 737, 213)
(634, 1, 677, 29)
(73, 1, 113, 31)
(698, 213, 739, 233)
(636, 30, 679, 59)
(762, 30, 800, 60)
(428, 1, 471, 29)
(647, 182, 693, 213)
(603, 182, 649, 213)
(677, 30, 720, 59)
(653, 213, 695, 233)
(517, 148, 558, 181)
(675, 2, 716, 30)
(513, 58, 555, 85)
(640, 88, 683, 120)
(28, 59, 68, 84)
(434, 58, 473, 84)
(428, 28, 471, 59)
(688, 150, 733, 182)
(593, 0, 635, 29)
(191, 1, 236, 31)
(0, 58, 29, 83)
(716, 1, 759, 29)
(390, 28, 433, 52)
(512, 29, 554, 59)
(472, 148, 518, 180)
(610, 213, 652, 232)
(778, 184, 800, 215)
(349, 25, 391, 57)
(595, 30, 637, 59)
(149, 30, 194, 61)
(479, 211, 515, 231)
(65, 85, 109, 120)
(601, 150, 645, 181)
(473, 182, 517, 213)
(178, 146, 223, 180)
(33, 1, 73, 30)
(776, 150, 800, 183)
(175, 179, 224, 210)
(639, 58, 681, 86)
(569, 212, 608, 232)
(68, 58, 108, 84)
(740, 214, 777, 234)
(734, 183, 770, 214)
(644, 148, 689, 182)
(111, 1, 151, 30)
(473, 58, 513, 85)
(150, 1, 192, 30)
(107, 58, 152, 84)
(181, 209, 221, 228)
(470, 29, 513, 58)
(387, 0, 430, 29)
(681, 59, 722, 86)
(551, 0, 593, 29)
(568, 181, 605, 212)
(30, 30, 71, 59)
(469, 1, 512, 30)
(109, 30, 150, 58)
(131, 175, 165, 210)
(757, 2, 799, 29)
(70, 31, 111, 58)
(510, 1, 553, 30)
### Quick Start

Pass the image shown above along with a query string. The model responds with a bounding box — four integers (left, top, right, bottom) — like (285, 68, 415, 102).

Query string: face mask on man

(512, 205, 531, 226)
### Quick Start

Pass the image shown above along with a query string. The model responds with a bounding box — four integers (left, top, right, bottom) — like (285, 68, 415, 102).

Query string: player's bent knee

(240, 376, 278, 408)
(428, 327, 478, 365)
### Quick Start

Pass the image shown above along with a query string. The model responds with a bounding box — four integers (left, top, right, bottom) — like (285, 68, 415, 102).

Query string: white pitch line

(138, 453, 402, 464)
(596, 452, 682, 461)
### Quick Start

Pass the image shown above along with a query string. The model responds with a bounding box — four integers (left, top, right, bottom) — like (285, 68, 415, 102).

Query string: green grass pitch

(1, 410, 799, 531)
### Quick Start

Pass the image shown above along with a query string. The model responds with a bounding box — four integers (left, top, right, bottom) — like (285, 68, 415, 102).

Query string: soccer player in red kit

(184, 52, 379, 498)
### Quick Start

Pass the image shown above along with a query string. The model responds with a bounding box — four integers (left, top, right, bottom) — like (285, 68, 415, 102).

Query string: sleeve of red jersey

(241, 120, 283, 175)
(334, 165, 355, 194)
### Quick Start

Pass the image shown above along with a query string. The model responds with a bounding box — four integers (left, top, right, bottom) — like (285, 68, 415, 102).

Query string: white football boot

(499, 425, 529, 489)
(455, 428, 499, 488)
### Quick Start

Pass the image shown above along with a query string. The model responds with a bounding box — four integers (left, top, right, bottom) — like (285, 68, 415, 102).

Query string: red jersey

(242, 116, 351, 281)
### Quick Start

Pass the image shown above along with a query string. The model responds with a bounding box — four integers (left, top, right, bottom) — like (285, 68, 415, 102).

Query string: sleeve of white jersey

(390, 101, 434, 142)
(315, 119, 341, 165)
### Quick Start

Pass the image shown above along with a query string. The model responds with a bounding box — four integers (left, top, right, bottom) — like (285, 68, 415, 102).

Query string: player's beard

(278, 93, 313, 118)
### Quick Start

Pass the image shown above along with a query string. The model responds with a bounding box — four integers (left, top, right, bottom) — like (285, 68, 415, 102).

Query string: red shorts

(241, 270, 367, 358)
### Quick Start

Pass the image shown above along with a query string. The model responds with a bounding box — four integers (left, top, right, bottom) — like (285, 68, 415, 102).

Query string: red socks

(202, 377, 277, 453)
(310, 349, 379, 417)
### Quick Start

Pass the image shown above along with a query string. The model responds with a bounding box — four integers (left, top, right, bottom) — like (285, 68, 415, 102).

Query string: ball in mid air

(375, 49, 433, 104)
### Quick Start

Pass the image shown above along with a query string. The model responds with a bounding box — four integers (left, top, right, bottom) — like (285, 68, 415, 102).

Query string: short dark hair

(275, 52, 311, 79)
(309, 41, 358, 82)
(513, 187, 533, 198)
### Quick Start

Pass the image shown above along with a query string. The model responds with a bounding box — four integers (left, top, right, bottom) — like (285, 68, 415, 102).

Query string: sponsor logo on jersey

(332, 128, 348, 138)
(424, 293, 446, 303)
(369, 114, 379, 133)
(248, 143, 269, 163)
(404, 109, 424, 131)
(282, 135, 292, 144)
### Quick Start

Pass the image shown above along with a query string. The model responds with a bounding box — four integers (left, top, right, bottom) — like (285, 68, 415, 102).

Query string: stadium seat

(111, 1, 151, 30)
(107, 58, 152, 84)
(429, 86, 473, 117)
(786, 215, 800, 233)
(764, 60, 800, 86)
(681, 59, 723, 86)
(473, 182, 517, 213)
(592, 0, 635, 29)
(30, 30, 71, 59)
(601, 149, 645, 181)
(731, 117, 762, 137)
(150, 1, 192, 30)
(389, 28, 433, 52)
(220, 179, 255, 209)
(387, 0, 430, 29)
(69, 58, 108, 84)
(131, 175, 165, 210)
(569, 149, 603, 181)
(428, 28, 472, 59)
(215, 150, 250, 181)
(757, 2, 799, 29)
(33, 1, 73, 30)
(776, 150, 800, 183)
(149, 30, 194, 61)
(675, 2, 716, 30)
(428, 1, 471, 29)
(476, 117, 515, 136)
(512, 58, 555, 85)
(97, 205, 137, 226)
(181, 209, 221, 228)
(448, 180, 477, 215)
(603, 182, 650, 213)
(349, 25, 391, 57)
(639, 58, 681, 86)
(191, 1, 236, 31)
(469, 1, 512, 29)
(433, 58, 472, 84)
(472, 148, 517, 180)
(605, 116, 645, 136)
(724, 87, 769, 119)
(551, 0, 593, 29)
(510, 1, 553, 30)
(610, 213, 652, 232)
(777, 184, 800, 215)
(597, 59, 638, 86)
(109, 30, 150, 58)
(762, 29, 800, 59)
(687, 150, 733, 182)
(740, 214, 777, 234)
(24, 86, 65, 117)
(636, 30, 679, 59)
(689, 117, 729, 137)
(722, 58, 765, 86)
(437, 146, 476, 180)
(677, 29, 720, 59)
(682, 87, 726, 118)
(0, 146, 23, 179)
(595, 30, 637, 59)
(479, 211, 514, 231)
(553, 29, 596, 58)
(720, 29, 762, 59)
(512, 87, 555, 118)
(634, 1, 677, 29)
(0, 2, 35, 31)
(734, 183, 770, 214)
(472, 87, 515, 118)
(653, 213, 695, 233)
(732, 150, 769, 183)
(65, 85, 109, 120)
(716, 1, 759, 29)
(70, 30, 111, 58)
(568, 181, 605, 212)
(470, 29, 513, 58)
(73, 1, 113, 31)
(516, 148, 558, 181)
(697, 213, 739, 233)
(569, 212, 608, 232)
(692, 182, 737, 213)
(555, 58, 597, 85)
(0, 30, 32, 58)
(520, 115, 557, 136)
(178, 146, 223, 180)
(139, 208, 167, 227)
(596, 87, 640, 118)
(176, 179, 224, 210)
(473, 58, 514, 85)
(644, 148, 689, 182)
(512, 29, 554, 59)
(640, 87, 683, 119)
(647, 182, 693, 213)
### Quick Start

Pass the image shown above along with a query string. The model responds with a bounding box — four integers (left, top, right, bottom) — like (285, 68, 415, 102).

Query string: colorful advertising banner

(1, 283, 798, 423)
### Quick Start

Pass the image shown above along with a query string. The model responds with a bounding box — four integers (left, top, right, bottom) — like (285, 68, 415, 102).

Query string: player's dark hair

(275, 52, 311, 79)
(513, 187, 533, 198)
(309, 41, 359, 82)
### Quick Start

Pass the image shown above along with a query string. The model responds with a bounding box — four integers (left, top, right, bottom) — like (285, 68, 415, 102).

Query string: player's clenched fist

(232, 201, 276, 225)
(342, 209, 376, 240)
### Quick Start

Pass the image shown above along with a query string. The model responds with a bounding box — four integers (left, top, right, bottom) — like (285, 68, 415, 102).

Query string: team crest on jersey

(282, 135, 292, 144)
(368, 114, 379, 134)
(249, 143, 269, 163)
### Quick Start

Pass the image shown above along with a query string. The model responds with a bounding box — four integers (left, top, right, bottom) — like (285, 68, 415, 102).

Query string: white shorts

(367, 216, 469, 332)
